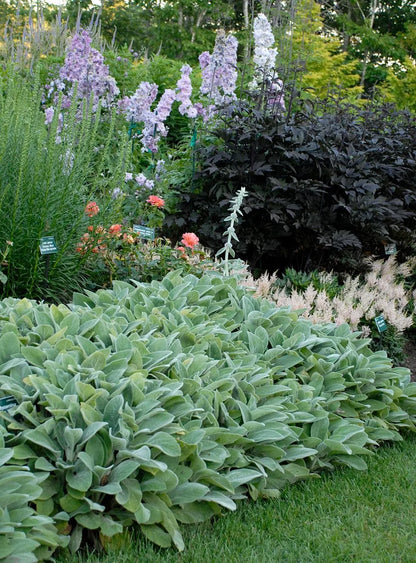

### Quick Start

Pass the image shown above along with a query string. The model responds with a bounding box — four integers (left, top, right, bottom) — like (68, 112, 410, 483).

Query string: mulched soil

(403, 341, 416, 381)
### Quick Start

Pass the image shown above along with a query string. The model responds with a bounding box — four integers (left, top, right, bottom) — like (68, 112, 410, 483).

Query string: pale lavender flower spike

(252, 13, 277, 84)
(48, 29, 119, 112)
(199, 31, 238, 117)
(251, 13, 285, 109)
(119, 83, 176, 152)
(176, 64, 198, 118)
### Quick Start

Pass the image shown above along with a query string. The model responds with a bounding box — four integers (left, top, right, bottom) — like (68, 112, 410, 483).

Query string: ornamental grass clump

(0, 271, 416, 559)
(0, 7, 70, 72)
(0, 76, 128, 301)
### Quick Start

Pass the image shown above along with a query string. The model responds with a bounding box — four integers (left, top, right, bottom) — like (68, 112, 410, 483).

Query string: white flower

(251, 13, 278, 87)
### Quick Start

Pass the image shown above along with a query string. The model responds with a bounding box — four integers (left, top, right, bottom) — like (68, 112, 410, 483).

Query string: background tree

(97, 0, 241, 62)
(320, 0, 416, 95)
(277, 0, 362, 100)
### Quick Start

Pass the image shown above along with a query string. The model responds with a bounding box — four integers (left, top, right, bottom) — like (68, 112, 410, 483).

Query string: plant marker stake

(39, 236, 58, 288)
(190, 125, 197, 190)
(128, 120, 141, 151)
(45, 254, 50, 288)
(0, 395, 17, 411)
(133, 224, 155, 241)
(375, 315, 388, 333)
(384, 243, 397, 256)
(375, 314, 388, 349)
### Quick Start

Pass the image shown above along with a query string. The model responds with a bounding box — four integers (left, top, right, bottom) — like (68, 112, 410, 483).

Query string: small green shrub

(0, 271, 416, 559)
(78, 228, 214, 288)
(273, 267, 342, 298)
(368, 323, 406, 367)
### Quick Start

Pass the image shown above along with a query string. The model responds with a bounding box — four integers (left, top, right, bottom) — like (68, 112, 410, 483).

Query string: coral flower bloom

(146, 195, 165, 208)
(181, 232, 199, 248)
(109, 224, 122, 234)
(85, 201, 100, 217)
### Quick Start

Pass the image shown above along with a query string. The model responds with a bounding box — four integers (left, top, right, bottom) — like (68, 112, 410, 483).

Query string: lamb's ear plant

(216, 187, 247, 276)
(1, 271, 416, 559)
(0, 424, 68, 562)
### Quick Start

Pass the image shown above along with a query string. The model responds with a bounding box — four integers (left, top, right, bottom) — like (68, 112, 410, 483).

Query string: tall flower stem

(216, 187, 248, 276)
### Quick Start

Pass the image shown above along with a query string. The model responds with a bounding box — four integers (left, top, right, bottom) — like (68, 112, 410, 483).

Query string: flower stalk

(216, 187, 247, 276)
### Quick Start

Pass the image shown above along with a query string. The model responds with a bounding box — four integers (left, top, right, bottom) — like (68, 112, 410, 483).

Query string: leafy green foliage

(98, 0, 228, 63)
(171, 98, 416, 274)
(368, 323, 406, 367)
(56, 437, 416, 562)
(282, 0, 362, 101)
(379, 57, 416, 113)
(273, 267, 342, 298)
(79, 231, 214, 289)
(321, 0, 416, 94)
(0, 271, 416, 558)
(0, 425, 68, 562)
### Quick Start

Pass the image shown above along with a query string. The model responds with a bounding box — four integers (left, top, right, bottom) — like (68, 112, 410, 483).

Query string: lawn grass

(58, 435, 416, 563)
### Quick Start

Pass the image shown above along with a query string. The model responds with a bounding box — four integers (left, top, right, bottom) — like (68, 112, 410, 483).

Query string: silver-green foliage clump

(0, 425, 68, 561)
(0, 271, 416, 558)
(216, 187, 247, 276)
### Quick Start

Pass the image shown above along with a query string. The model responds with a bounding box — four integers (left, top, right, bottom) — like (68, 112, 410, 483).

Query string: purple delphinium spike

(199, 31, 238, 117)
(176, 64, 197, 118)
(48, 29, 119, 113)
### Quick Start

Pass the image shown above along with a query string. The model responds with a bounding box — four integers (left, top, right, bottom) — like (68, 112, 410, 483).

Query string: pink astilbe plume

(251, 257, 414, 334)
